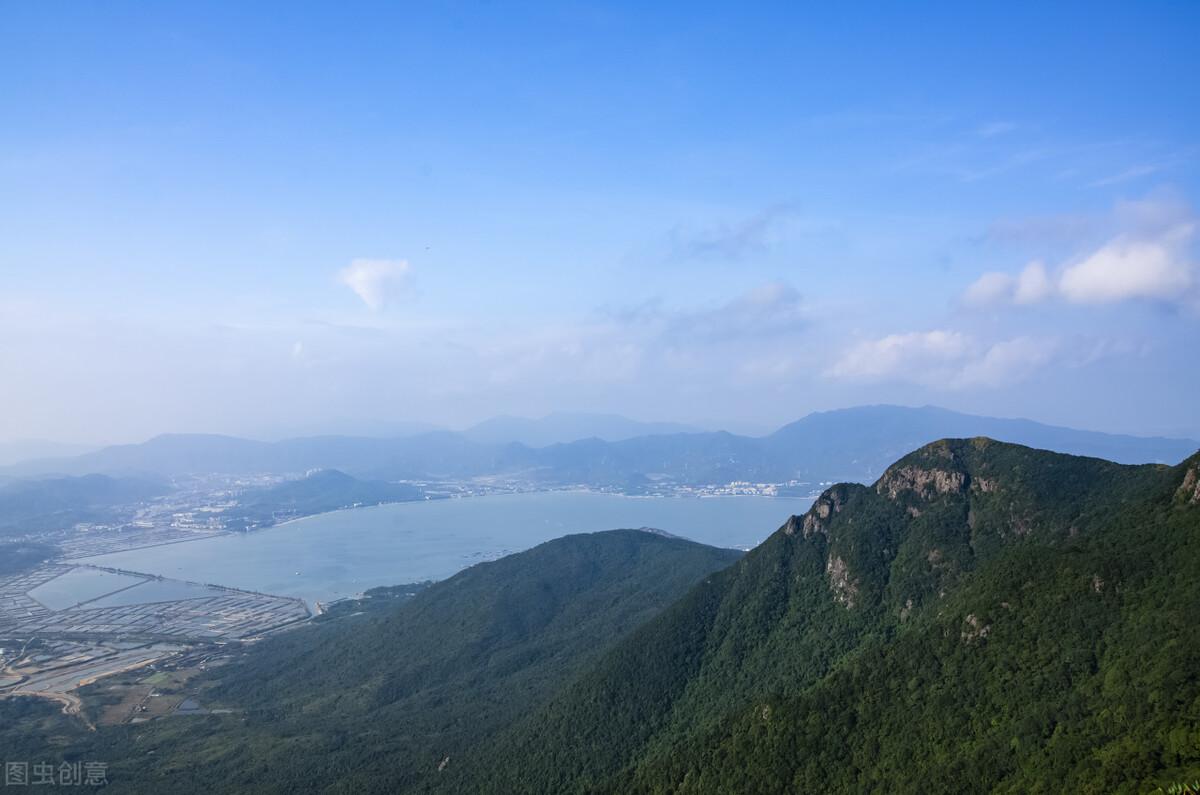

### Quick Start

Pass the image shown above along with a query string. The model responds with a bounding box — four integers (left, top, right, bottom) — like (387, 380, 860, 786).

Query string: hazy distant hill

(224, 469, 425, 528)
(0, 439, 99, 467)
(4, 405, 1195, 486)
(524, 405, 1197, 486)
(0, 473, 168, 537)
(461, 412, 701, 447)
(760, 404, 1200, 480)
(0, 431, 520, 480)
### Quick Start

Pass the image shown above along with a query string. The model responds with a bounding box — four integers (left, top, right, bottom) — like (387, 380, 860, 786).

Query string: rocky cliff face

(788, 435, 1163, 614)
(1177, 463, 1200, 504)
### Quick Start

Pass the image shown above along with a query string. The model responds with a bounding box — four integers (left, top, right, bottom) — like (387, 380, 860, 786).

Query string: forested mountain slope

(448, 439, 1200, 794)
(0, 529, 740, 793)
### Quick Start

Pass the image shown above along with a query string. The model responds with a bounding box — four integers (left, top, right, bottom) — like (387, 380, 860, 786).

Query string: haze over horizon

(3, 3, 1199, 444)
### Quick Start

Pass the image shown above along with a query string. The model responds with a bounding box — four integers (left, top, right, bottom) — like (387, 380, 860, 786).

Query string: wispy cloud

(1087, 147, 1197, 189)
(963, 261, 1053, 306)
(660, 282, 806, 343)
(982, 213, 1097, 247)
(669, 204, 800, 261)
(976, 121, 1018, 138)
(1088, 164, 1161, 188)
(483, 283, 811, 391)
(338, 259, 412, 311)
(825, 331, 1066, 389)
(826, 330, 972, 382)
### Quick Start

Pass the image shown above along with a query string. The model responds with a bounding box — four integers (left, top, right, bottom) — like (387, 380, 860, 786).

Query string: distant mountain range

(460, 412, 700, 447)
(0, 439, 100, 467)
(3, 405, 1196, 487)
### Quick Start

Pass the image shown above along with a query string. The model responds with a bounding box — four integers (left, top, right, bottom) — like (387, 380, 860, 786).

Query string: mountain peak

(874, 437, 996, 501)
(786, 482, 862, 540)
(780, 438, 1158, 621)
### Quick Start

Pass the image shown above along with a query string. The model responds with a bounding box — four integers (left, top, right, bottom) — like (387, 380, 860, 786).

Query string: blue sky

(2, 1, 1198, 443)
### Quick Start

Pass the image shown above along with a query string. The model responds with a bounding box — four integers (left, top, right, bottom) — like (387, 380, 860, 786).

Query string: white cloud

(338, 258, 411, 311)
(961, 199, 1197, 308)
(963, 263, 1053, 307)
(962, 272, 1015, 306)
(954, 336, 1057, 388)
(826, 330, 971, 382)
(826, 330, 1061, 389)
(1059, 230, 1193, 303)
(1014, 260, 1053, 304)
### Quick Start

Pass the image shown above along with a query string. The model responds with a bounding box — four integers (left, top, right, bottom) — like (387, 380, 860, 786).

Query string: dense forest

(448, 439, 1200, 794)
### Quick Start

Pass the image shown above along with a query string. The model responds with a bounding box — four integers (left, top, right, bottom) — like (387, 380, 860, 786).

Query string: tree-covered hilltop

(0, 473, 168, 537)
(0, 529, 740, 793)
(222, 468, 425, 528)
(447, 439, 1200, 794)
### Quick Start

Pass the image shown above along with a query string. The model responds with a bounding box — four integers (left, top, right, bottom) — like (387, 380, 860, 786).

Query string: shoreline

(268, 487, 808, 528)
(67, 491, 814, 610)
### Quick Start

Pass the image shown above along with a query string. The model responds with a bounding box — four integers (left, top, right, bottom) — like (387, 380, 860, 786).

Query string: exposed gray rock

(825, 554, 858, 609)
(972, 476, 998, 493)
(878, 466, 966, 500)
(795, 489, 845, 538)
(961, 613, 991, 643)
(1177, 466, 1200, 505)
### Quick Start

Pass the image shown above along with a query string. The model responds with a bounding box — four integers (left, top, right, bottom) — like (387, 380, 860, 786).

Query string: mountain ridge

(461, 411, 701, 447)
(6, 406, 1194, 487)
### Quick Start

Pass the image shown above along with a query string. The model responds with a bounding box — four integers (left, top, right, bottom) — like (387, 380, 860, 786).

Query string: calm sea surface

(79, 491, 812, 605)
